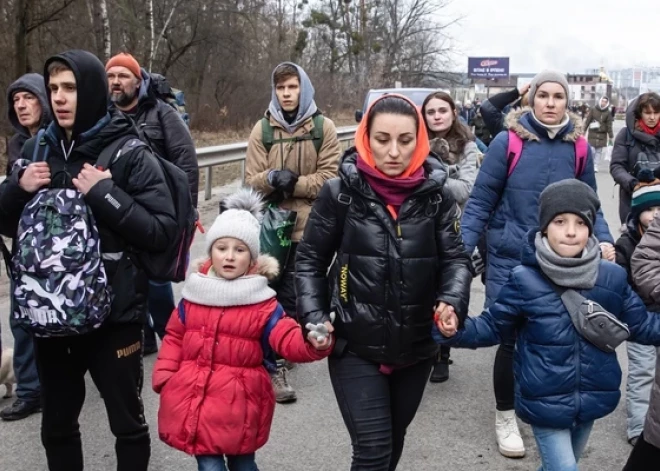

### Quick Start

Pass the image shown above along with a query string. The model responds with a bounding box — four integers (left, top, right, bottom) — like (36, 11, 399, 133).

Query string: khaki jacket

(245, 114, 341, 242)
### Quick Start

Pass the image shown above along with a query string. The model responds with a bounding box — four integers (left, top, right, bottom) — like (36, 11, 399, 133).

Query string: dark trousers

(329, 353, 433, 471)
(10, 315, 41, 402)
(623, 434, 660, 470)
(620, 187, 632, 226)
(493, 335, 515, 411)
(34, 323, 150, 471)
(144, 280, 175, 347)
(271, 243, 298, 316)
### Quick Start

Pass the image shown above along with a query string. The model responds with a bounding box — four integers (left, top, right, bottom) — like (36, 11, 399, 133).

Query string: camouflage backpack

(11, 130, 112, 337)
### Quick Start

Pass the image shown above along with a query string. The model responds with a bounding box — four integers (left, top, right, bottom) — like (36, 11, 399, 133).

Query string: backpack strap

(32, 129, 49, 163)
(177, 299, 186, 324)
(261, 303, 285, 373)
(96, 136, 146, 171)
(574, 137, 589, 177)
(311, 114, 325, 155)
(1, 239, 12, 278)
(506, 130, 524, 177)
(261, 117, 275, 154)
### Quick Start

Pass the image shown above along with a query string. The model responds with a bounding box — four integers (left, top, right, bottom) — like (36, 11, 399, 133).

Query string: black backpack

(96, 136, 199, 282)
(148, 73, 189, 127)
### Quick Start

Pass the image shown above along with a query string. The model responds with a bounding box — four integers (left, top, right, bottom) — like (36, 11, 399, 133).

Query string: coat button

(370, 202, 375, 207)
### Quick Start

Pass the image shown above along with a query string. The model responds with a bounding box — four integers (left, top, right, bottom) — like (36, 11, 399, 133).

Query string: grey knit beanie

(539, 179, 600, 236)
(529, 70, 570, 108)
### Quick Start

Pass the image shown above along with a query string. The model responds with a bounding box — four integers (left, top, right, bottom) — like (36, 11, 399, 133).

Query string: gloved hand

(469, 247, 485, 277)
(654, 166, 660, 180)
(268, 169, 299, 194)
(305, 320, 334, 351)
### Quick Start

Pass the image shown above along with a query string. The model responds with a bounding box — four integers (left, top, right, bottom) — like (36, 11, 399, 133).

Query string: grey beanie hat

(529, 70, 570, 107)
(539, 179, 600, 235)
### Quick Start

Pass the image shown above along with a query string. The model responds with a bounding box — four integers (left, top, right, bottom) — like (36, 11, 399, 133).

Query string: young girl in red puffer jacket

(153, 189, 333, 471)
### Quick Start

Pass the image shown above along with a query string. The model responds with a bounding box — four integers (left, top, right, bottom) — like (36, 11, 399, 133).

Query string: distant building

(566, 72, 612, 106)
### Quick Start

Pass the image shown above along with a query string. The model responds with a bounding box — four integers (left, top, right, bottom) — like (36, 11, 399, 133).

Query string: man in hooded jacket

(584, 96, 614, 172)
(0, 73, 52, 421)
(245, 62, 341, 403)
(0, 49, 177, 471)
(105, 52, 198, 355)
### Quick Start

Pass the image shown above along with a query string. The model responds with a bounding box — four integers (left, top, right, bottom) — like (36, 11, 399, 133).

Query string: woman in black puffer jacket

(295, 94, 472, 471)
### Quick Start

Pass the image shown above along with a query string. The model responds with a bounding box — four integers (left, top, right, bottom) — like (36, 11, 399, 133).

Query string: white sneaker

(495, 410, 525, 458)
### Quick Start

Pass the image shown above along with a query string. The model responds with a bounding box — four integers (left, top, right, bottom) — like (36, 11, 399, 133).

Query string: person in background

(583, 96, 614, 172)
(0, 73, 51, 422)
(422, 90, 479, 384)
(479, 83, 530, 137)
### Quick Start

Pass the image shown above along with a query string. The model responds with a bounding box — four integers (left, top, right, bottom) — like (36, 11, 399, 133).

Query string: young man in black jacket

(0, 73, 52, 422)
(106, 52, 198, 355)
(0, 49, 177, 471)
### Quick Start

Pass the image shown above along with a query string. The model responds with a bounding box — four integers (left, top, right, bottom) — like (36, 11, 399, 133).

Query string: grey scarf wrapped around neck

(534, 232, 600, 289)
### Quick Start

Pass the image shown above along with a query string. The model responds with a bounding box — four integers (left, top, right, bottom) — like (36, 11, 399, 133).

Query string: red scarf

(357, 157, 426, 219)
(638, 119, 660, 136)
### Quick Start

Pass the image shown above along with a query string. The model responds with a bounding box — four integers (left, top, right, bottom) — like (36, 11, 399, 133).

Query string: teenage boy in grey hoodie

(0, 73, 51, 421)
(245, 62, 341, 403)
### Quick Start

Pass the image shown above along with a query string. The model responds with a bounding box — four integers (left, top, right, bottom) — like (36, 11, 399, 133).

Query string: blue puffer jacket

(434, 230, 660, 429)
(461, 109, 614, 306)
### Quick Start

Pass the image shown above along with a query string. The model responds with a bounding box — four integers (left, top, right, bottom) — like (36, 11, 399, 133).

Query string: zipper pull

(587, 301, 594, 314)
(397, 224, 402, 238)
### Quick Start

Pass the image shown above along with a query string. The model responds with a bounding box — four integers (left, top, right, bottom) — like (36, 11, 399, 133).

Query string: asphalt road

(0, 120, 638, 470)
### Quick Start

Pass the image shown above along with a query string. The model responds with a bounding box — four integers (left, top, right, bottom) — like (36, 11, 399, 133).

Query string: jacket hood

(338, 149, 448, 197)
(598, 96, 610, 111)
(44, 50, 110, 141)
(505, 107, 583, 142)
(193, 255, 280, 281)
(7, 73, 52, 137)
(268, 62, 317, 133)
(624, 214, 643, 241)
(355, 93, 430, 178)
(625, 97, 660, 146)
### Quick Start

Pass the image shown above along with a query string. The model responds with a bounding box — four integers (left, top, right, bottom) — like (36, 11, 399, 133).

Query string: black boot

(0, 399, 41, 421)
(429, 356, 449, 383)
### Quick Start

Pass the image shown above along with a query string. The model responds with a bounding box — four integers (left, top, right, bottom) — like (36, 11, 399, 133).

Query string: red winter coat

(152, 257, 331, 456)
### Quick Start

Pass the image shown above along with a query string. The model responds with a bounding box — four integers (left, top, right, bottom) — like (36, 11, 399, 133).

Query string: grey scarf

(534, 232, 600, 289)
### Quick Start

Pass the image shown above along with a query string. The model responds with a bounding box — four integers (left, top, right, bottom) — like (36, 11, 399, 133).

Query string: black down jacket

(295, 150, 472, 365)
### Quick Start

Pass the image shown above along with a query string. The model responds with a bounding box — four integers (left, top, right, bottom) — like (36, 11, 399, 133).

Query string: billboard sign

(468, 57, 510, 79)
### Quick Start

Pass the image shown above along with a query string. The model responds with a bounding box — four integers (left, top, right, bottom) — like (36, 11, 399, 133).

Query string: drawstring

(60, 140, 75, 161)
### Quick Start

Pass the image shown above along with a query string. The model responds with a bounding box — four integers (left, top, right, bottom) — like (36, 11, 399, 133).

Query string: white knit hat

(205, 189, 263, 259)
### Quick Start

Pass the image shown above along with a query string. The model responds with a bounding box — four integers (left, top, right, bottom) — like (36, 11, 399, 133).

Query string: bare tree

(100, 0, 112, 60)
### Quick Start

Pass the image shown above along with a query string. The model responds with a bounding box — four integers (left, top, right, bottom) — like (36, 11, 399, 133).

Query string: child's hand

(600, 242, 615, 262)
(306, 321, 334, 350)
(434, 302, 458, 337)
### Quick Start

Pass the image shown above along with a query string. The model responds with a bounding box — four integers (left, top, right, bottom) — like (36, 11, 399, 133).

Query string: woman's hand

(434, 302, 458, 337)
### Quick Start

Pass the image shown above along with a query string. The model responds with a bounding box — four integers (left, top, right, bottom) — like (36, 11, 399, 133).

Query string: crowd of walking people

(2, 47, 660, 471)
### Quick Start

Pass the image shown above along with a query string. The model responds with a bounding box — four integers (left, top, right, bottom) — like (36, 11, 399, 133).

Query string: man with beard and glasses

(106, 53, 198, 355)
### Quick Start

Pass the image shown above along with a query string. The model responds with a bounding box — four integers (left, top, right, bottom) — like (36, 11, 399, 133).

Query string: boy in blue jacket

(435, 179, 660, 471)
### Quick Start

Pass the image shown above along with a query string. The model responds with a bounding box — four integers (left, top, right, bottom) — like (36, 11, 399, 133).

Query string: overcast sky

(442, 0, 658, 73)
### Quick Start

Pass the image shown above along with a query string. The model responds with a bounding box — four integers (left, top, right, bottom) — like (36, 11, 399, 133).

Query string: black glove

(269, 169, 299, 194)
(638, 168, 655, 183)
(654, 166, 660, 180)
(469, 247, 485, 277)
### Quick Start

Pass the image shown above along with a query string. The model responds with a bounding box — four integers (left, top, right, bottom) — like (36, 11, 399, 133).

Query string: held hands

(434, 302, 458, 338)
(306, 321, 334, 351)
(19, 162, 51, 193)
(72, 163, 112, 195)
(600, 242, 615, 262)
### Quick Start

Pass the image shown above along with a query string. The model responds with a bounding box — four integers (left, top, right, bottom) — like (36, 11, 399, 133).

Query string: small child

(435, 179, 660, 471)
(615, 180, 660, 446)
(153, 189, 332, 471)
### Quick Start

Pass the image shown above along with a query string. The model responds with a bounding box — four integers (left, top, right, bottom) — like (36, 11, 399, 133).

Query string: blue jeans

(626, 342, 656, 440)
(532, 421, 594, 471)
(145, 281, 175, 341)
(9, 295, 40, 402)
(196, 454, 258, 471)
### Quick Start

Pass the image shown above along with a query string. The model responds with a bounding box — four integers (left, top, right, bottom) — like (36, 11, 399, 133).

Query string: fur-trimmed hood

(182, 255, 280, 308)
(192, 254, 280, 281)
(505, 107, 584, 143)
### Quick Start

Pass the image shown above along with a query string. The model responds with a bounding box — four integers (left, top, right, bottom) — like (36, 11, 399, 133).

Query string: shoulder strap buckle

(337, 192, 352, 205)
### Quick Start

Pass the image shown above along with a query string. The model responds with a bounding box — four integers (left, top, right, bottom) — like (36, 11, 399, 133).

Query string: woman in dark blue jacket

(437, 180, 660, 471)
(460, 70, 615, 459)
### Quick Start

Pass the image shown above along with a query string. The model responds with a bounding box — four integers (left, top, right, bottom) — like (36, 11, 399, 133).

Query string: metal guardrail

(197, 125, 358, 200)
(0, 125, 359, 197)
